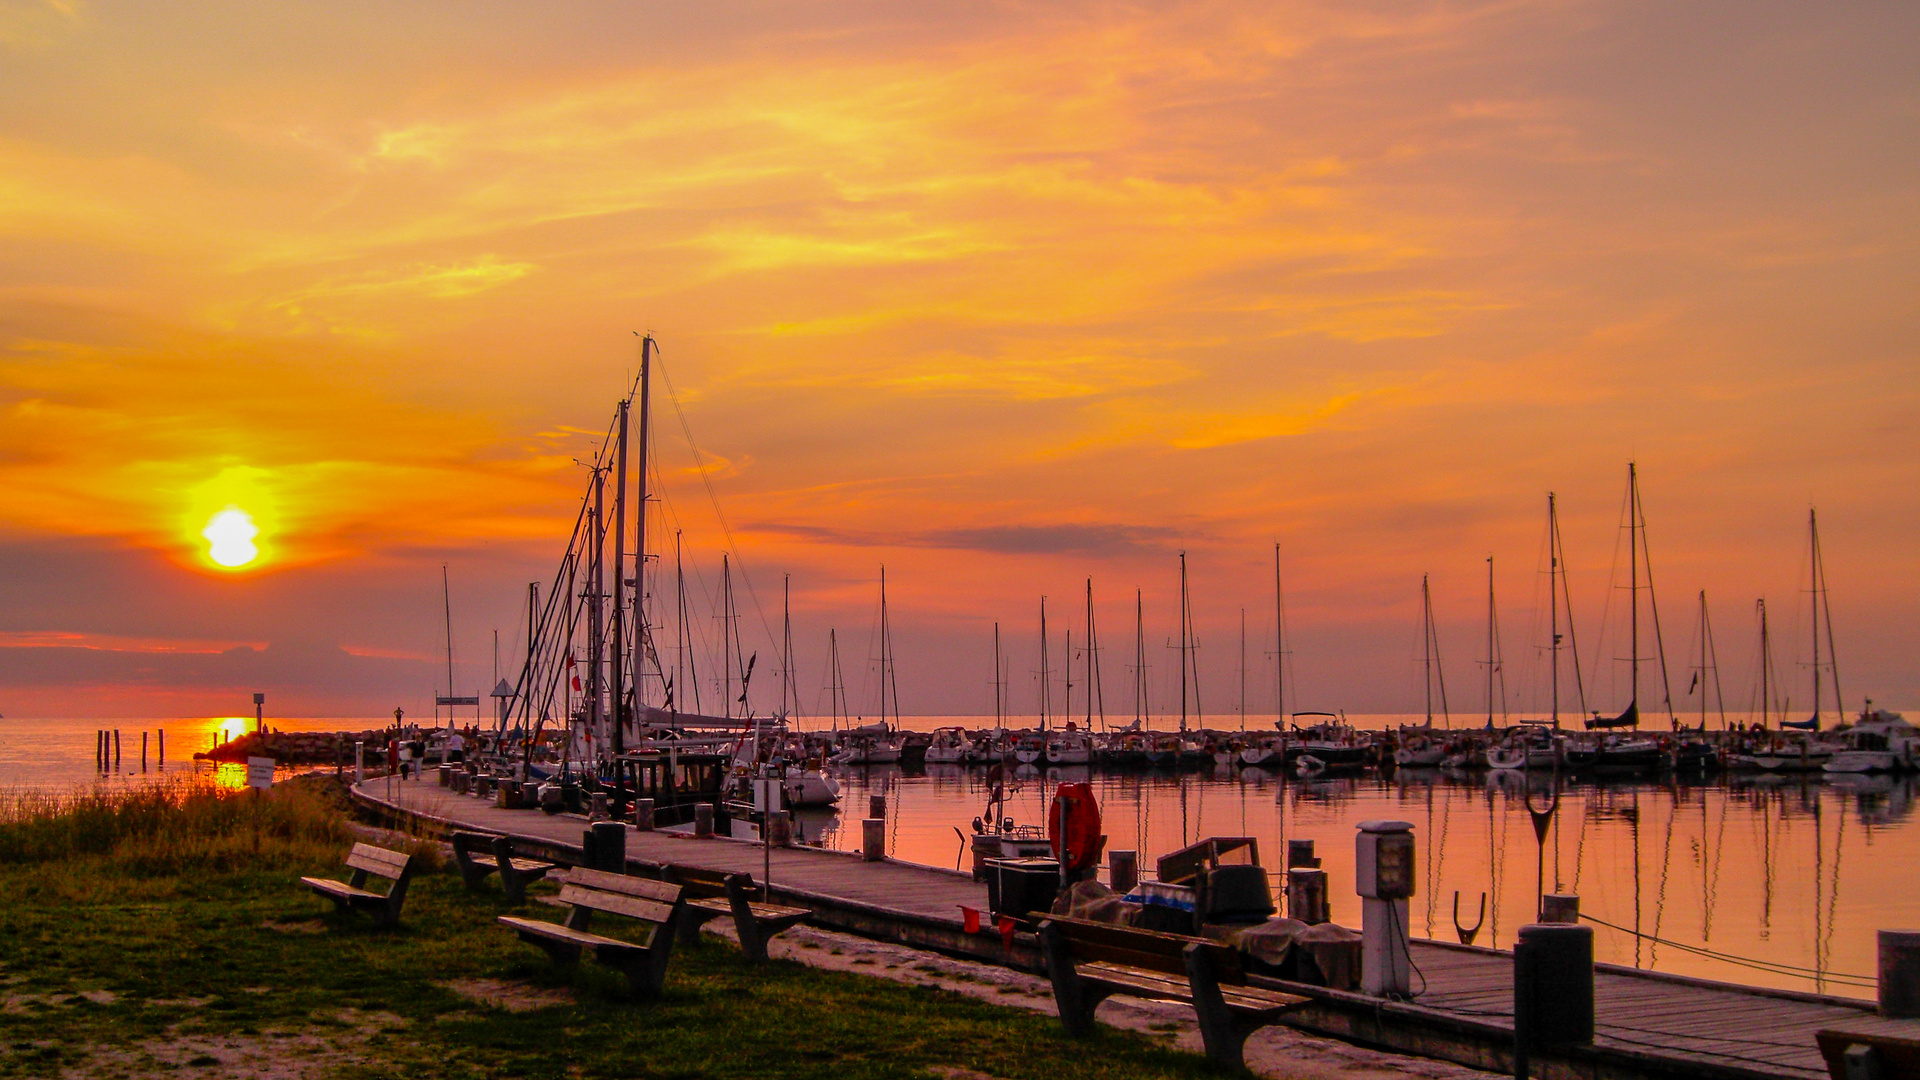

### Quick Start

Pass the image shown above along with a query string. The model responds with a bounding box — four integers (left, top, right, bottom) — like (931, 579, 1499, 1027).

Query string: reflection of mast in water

(1824, 791, 1845, 993)
(1424, 783, 1437, 937)
(1813, 789, 1826, 992)
(1630, 788, 1644, 968)
(1649, 780, 1678, 968)
(1759, 788, 1776, 941)
(1702, 783, 1728, 941)
(1486, 784, 1502, 948)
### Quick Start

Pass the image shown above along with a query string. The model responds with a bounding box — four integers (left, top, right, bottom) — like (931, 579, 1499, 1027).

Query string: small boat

(1824, 709, 1919, 774)
(1045, 727, 1094, 766)
(922, 726, 974, 766)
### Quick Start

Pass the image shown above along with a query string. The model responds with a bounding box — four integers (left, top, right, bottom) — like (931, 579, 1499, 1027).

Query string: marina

(355, 767, 1908, 1080)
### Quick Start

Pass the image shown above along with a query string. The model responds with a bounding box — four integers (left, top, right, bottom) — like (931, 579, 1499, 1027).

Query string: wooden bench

(497, 867, 685, 997)
(1816, 1020, 1920, 1080)
(1039, 914, 1308, 1070)
(449, 831, 556, 904)
(665, 865, 812, 962)
(301, 843, 417, 928)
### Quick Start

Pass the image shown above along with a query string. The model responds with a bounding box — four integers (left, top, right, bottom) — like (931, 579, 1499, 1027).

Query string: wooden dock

(354, 775, 1884, 1080)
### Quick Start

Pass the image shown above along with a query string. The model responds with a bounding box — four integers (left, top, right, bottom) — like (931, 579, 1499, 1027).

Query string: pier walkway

(355, 775, 1885, 1080)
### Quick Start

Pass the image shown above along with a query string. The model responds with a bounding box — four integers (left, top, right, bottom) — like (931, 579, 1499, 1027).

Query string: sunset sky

(2, 1, 1915, 721)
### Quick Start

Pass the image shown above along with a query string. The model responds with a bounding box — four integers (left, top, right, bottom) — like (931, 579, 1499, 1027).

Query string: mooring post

(1288, 867, 1331, 924)
(767, 810, 793, 849)
(862, 818, 886, 861)
(141, 731, 148, 771)
(588, 791, 608, 819)
(632, 798, 654, 831)
(157, 729, 165, 767)
(1541, 894, 1580, 925)
(1109, 850, 1138, 895)
(1287, 838, 1321, 868)
(113, 729, 121, 767)
(693, 802, 714, 839)
(869, 794, 887, 820)
(588, 821, 626, 872)
(1514, 920, 1596, 1080)
(1880, 929, 1920, 1018)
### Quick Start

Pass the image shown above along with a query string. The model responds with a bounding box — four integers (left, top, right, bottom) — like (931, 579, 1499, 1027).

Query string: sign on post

(753, 778, 783, 814)
(246, 756, 275, 790)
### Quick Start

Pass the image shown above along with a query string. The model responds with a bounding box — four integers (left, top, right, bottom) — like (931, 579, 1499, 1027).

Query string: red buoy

(1047, 782, 1103, 874)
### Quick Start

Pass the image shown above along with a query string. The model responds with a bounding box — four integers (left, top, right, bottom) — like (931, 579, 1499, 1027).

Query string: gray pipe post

(354, 741, 364, 786)
(1881, 930, 1920, 1018)
(1109, 850, 1138, 895)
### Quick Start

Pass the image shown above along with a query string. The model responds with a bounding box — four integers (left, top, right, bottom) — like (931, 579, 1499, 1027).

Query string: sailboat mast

(1039, 596, 1050, 731)
(1179, 551, 1190, 733)
(1549, 494, 1560, 729)
(1486, 556, 1495, 728)
(1423, 574, 1434, 725)
(879, 565, 897, 728)
(1629, 462, 1639, 722)
(442, 564, 455, 707)
(1758, 599, 1771, 729)
(588, 467, 605, 740)
(632, 335, 652, 724)
(1273, 544, 1285, 726)
(829, 628, 844, 730)
(993, 622, 1003, 734)
(1699, 590, 1708, 731)
(1086, 578, 1098, 730)
(1809, 509, 1822, 725)
(782, 574, 794, 719)
(1136, 588, 1148, 730)
(1816, 510, 1843, 720)
(1239, 608, 1247, 732)
(1064, 626, 1073, 728)
(721, 554, 732, 720)
(610, 397, 628, 757)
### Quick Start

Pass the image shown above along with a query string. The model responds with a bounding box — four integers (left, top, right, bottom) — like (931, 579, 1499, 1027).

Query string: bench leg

(1184, 943, 1259, 1071)
(492, 838, 528, 904)
(677, 908, 724, 946)
(605, 936, 677, 998)
(1041, 922, 1117, 1036)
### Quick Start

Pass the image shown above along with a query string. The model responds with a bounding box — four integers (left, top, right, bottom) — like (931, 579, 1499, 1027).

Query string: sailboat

(829, 568, 904, 766)
(1568, 463, 1667, 774)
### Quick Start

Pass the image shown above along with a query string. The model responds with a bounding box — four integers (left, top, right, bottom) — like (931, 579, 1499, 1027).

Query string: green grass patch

(0, 777, 1220, 1079)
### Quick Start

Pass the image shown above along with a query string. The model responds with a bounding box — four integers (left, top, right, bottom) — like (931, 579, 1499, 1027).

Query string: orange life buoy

(1047, 782, 1103, 874)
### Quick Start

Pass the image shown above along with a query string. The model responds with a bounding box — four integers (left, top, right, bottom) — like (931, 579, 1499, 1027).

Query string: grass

(0, 777, 1221, 1079)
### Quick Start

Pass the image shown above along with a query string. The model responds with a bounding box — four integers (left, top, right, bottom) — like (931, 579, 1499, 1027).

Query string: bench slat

(345, 844, 412, 879)
(558, 884, 677, 926)
(301, 876, 380, 901)
(1080, 961, 1194, 1002)
(567, 867, 681, 905)
(1048, 915, 1241, 981)
(498, 915, 651, 952)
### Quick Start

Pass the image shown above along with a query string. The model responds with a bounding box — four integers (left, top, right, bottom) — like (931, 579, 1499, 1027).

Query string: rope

(1579, 912, 1875, 986)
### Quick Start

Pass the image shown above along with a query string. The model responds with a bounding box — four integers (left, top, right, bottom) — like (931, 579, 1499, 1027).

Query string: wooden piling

(862, 818, 886, 861)
(141, 731, 148, 771)
(632, 798, 654, 831)
(1880, 929, 1920, 1018)
(869, 794, 887, 820)
(1287, 867, 1330, 924)
(113, 729, 121, 766)
(693, 802, 714, 838)
(157, 730, 164, 766)
(767, 811, 792, 849)
(1108, 849, 1138, 895)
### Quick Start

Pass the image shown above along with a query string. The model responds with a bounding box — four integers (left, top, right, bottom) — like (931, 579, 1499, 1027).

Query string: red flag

(566, 651, 581, 692)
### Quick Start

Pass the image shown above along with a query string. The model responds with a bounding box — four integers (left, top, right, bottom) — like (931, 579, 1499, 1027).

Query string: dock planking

(359, 775, 1888, 1080)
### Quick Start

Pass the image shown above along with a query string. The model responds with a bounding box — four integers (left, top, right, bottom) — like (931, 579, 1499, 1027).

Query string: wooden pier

(354, 775, 1885, 1080)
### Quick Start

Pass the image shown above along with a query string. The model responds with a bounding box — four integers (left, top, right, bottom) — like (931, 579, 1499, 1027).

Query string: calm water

(7, 713, 1913, 1000)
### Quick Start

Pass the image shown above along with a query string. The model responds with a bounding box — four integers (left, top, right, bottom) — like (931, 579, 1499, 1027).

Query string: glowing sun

(201, 507, 260, 568)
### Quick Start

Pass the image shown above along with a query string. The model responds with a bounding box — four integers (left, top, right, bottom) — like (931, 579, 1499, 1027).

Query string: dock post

(869, 794, 887, 820)
(141, 732, 148, 771)
(1109, 850, 1138, 895)
(1287, 838, 1321, 868)
(1355, 820, 1414, 998)
(1514, 922, 1595, 1067)
(589, 791, 608, 819)
(862, 818, 886, 861)
(113, 729, 121, 767)
(157, 730, 164, 767)
(693, 803, 714, 838)
(586, 821, 626, 872)
(632, 798, 654, 831)
(1880, 930, 1920, 1018)
(1287, 868, 1330, 924)
(1541, 894, 1580, 924)
(767, 811, 792, 848)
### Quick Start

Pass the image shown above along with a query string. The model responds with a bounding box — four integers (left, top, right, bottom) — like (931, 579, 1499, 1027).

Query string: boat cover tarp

(1232, 918, 1362, 991)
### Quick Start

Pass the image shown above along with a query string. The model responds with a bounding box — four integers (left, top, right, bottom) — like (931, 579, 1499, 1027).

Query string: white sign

(246, 756, 275, 790)
(753, 778, 782, 814)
